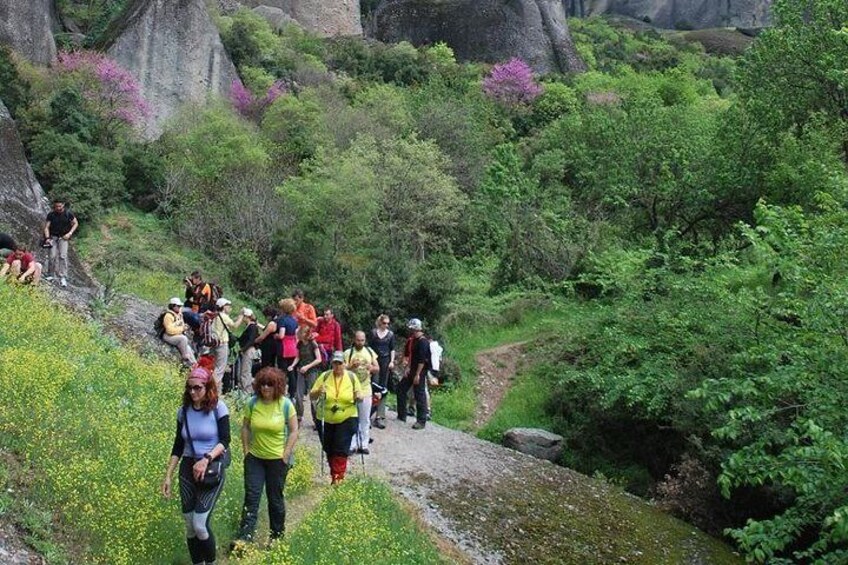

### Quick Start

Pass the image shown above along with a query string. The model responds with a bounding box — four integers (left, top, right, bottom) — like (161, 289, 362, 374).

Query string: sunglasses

(185, 384, 205, 392)
(259, 382, 274, 388)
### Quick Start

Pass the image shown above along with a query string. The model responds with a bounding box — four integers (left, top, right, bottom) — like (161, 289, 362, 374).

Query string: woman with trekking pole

(309, 351, 364, 484)
(234, 367, 299, 545)
(161, 365, 230, 565)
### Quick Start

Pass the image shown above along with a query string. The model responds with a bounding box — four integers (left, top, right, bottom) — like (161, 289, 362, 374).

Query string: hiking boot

(43, 275, 54, 282)
(397, 416, 407, 422)
(373, 419, 386, 429)
(360, 448, 370, 455)
(412, 422, 425, 430)
(60, 277, 67, 287)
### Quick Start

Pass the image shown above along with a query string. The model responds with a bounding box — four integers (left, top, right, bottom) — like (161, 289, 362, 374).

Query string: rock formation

(566, 0, 772, 30)
(252, 5, 297, 31)
(101, 0, 240, 138)
(0, 0, 57, 65)
(503, 427, 564, 462)
(241, 1, 362, 36)
(371, 0, 586, 74)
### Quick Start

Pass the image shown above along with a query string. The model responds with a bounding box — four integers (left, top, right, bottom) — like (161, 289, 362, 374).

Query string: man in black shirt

(397, 318, 430, 430)
(42, 198, 78, 287)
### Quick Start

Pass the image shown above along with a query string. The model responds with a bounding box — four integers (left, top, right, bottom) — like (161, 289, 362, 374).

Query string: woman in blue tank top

(161, 366, 231, 565)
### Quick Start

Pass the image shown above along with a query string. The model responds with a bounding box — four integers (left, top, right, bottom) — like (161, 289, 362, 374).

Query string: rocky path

(300, 406, 741, 565)
(472, 342, 528, 429)
(0, 522, 42, 565)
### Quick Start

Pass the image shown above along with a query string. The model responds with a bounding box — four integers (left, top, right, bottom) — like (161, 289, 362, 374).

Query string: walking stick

(318, 392, 326, 477)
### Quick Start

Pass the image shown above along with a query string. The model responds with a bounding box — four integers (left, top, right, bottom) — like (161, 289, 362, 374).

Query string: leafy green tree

(737, 0, 848, 157)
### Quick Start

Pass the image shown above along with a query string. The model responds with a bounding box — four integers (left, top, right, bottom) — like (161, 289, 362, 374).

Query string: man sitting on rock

(0, 245, 43, 285)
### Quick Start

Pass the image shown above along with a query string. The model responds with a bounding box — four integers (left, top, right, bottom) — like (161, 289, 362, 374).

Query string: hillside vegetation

(1, 0, 847, 561)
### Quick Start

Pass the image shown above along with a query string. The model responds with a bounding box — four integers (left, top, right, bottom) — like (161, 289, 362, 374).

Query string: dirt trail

(299, 405, 740, 565)
(472, 342, 528, 430)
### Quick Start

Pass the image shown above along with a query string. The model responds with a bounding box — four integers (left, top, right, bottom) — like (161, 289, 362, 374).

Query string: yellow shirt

(245, 396, 295, 460)
(163, 311, 185, 336)
(344, 346, 375, 395)
(310, 370, 362, 424)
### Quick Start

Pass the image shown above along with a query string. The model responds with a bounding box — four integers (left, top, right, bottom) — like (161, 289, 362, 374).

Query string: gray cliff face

(372, 0, 586, 74)
(0, 0, 57, 64)
(241, 1, 362, 36)
(566, 0, 772, 29)
(102, 0, 240, 139)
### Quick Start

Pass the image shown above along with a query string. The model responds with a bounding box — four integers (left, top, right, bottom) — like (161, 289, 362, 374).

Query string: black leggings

(179, 457, 225, 564)
(317, 417, 358, 457)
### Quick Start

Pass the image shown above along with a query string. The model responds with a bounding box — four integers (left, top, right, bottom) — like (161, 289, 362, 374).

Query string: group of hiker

(159, 272, 442, 562)
(0, 198, 78, 288)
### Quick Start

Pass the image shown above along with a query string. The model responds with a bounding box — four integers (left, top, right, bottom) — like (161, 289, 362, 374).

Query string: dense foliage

(4, 1, 848, 560)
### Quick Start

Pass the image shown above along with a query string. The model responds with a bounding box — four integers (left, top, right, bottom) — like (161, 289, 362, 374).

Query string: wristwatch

(203, 453, 213, 461)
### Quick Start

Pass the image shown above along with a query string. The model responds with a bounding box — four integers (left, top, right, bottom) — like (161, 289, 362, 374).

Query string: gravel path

(301, 404, 740, 565)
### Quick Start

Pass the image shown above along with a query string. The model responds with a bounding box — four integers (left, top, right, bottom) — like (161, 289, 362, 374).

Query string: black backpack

(154, 311, 168, 339)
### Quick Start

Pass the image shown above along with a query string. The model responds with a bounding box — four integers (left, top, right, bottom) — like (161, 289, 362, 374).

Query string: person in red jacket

(315, 308, 343, 361)
(0, 246, 43, 285)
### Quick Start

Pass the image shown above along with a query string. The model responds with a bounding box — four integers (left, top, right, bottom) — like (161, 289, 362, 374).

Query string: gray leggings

(179, 457, 225, 564)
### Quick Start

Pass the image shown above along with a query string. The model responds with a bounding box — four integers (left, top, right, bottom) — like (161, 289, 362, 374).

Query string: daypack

(154, 311, 168, 339)
(247, 395, 294, 464)
(199, 313, 221, 347)
(208, 282, 224, 304)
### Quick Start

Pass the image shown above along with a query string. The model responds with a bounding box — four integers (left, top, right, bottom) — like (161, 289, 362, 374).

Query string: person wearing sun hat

(309, 351, 365, 484)
(162, 365, 231, 565)
(162, 297, 197, 366)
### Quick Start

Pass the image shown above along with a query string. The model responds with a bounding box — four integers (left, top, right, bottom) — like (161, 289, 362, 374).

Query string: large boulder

(241, 1, 362, 36)
(371, 0, 586, 74)
(503, 427, 564, 462)
(0, 0, 57, 65)
(252, 5, 297, 31)
(100, 0, 240, 139)
(566, 0, 772, 30)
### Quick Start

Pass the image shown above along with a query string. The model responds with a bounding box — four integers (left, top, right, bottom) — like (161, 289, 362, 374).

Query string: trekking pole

(357, 425, 365, 473)
(318, 391, 326, 477)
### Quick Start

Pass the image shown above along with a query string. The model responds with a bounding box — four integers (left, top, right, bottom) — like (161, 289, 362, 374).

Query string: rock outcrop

(0, 98, 94, 290)
(371, 0, 586, 74)
(241, 1, 362, 36)
(566, 0, 772, 30)
(0, 0, 57, 65)
(101, 0, 240, 138)
(252, 5, 297, 31)
(503, 427, 564, 462)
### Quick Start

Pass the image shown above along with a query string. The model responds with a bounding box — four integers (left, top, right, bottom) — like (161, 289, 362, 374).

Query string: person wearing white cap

(161, 297, 197, 366)
(209, 298, 245, 389)
(398, 318, 430, 430)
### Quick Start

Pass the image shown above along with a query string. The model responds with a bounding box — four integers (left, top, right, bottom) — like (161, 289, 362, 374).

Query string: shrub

(482, 58, 542, 108)
(0, 46, 30, 118)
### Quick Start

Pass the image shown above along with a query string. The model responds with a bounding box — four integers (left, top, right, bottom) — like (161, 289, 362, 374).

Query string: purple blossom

(229, 79, 287, 120)
(56, 50, 150, 126)
(482, 58, 543, 107)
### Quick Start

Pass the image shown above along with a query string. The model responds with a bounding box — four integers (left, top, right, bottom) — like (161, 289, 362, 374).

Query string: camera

(330, 404, 340, 413)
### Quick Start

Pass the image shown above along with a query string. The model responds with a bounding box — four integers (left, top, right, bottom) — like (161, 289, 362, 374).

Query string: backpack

(154, 311, 168, 339)
(199, 313, 221, 347)
(208, 282, 224, 304)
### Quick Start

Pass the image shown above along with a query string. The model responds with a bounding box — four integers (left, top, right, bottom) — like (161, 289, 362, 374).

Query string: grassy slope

(76, 209, 261, 311)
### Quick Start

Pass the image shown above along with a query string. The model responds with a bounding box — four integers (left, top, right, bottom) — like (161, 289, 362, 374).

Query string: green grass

(476, 361, 558, 443)
(76, 209, 261, 311)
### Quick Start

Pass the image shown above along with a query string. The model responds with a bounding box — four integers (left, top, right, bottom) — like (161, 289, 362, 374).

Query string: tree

(737, 0, 848, 158)
(482, 58, 543, 107)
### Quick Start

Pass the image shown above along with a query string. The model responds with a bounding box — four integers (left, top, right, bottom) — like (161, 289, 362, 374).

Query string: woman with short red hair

(235, 367, 299, 544)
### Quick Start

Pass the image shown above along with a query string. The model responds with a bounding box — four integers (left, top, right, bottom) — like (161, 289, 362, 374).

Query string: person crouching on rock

(161, 297, 197, 367)
(161, 366, 230, 565)
(0, 245, 43, 286)
(309, 351, 364, 484)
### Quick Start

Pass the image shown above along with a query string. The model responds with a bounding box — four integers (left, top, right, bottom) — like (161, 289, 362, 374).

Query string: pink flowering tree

(229, 79, 286, 121)
(56, 50, 151, 144)
(482, 58, 543, 108)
